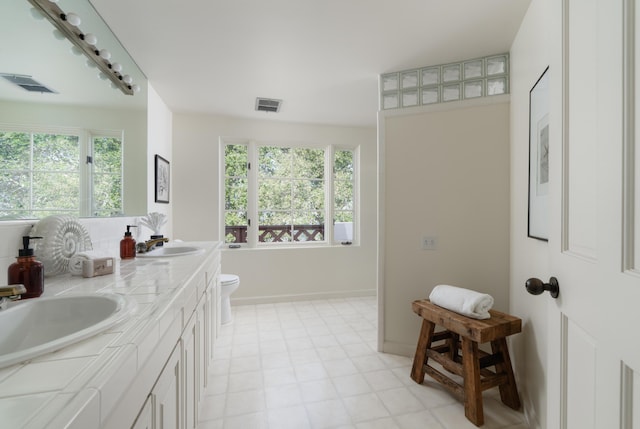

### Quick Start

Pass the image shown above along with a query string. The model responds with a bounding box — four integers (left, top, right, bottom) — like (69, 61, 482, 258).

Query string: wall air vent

(0, 73, 57, 94)
(255, 97, 282, 113)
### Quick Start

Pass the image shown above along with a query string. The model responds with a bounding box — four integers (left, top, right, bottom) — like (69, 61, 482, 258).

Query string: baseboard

(381, 340, 415, 358)
(231, 289, 376, 306)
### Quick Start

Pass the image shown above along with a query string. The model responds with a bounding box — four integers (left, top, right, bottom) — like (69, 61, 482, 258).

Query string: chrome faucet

(136, 237, 169, 253)
(0, 284, 26, 310)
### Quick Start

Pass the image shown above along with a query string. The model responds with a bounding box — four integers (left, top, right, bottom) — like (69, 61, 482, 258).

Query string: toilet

(219, 274, 240, 324)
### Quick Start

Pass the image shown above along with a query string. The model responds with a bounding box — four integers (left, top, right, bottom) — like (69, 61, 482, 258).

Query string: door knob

(525, 277, 559, 298)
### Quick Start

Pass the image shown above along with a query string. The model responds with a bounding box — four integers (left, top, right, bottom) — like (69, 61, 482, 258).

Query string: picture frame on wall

(155, 155, 170, 204)
(528, 67, 550, 241)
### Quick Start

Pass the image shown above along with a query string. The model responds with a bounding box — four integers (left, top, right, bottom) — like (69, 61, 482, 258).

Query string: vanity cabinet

(108, 245, 221, 429)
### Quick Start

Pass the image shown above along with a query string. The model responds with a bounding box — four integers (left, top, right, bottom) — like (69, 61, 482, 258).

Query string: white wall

(171, 114, 377, 302)
(379, 97, 511, 356)
(145, 84, 174, 239)
(508, 0, 551, 428)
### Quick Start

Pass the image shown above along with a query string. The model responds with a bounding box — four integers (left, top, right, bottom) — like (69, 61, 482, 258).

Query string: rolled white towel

(69, 251, 114, 276)
(429, 284, 494, 319)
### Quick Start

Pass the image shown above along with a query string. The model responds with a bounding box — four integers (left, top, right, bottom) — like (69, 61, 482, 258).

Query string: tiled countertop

(0, 241, 222, 429)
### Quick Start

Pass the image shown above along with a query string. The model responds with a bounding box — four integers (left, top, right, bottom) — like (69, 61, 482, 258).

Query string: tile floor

(197, 296, 528, 429)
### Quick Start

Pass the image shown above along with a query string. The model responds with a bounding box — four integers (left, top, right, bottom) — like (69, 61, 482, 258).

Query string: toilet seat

(220, 274, 239, 286)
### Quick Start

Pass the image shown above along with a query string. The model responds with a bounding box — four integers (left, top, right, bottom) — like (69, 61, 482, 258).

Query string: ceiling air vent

(0, 73, 57, 94)
(255, 97, 282, 113)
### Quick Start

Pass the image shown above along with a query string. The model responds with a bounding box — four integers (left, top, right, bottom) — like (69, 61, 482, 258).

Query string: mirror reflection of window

(0, 128, 122, 219)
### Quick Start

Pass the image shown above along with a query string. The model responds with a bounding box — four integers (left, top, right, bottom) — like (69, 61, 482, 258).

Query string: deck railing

(225, 224, 324, 243)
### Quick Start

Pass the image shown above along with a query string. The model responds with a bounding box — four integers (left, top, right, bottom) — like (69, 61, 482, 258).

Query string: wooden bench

(410, 299, 521, 427)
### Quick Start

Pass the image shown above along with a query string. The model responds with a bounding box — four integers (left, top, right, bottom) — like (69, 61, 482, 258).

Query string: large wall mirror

(0, 0, 148, 220)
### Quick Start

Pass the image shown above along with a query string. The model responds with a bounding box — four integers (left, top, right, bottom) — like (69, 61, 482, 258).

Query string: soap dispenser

(7, 236, 44, 299)
(120, 225, 137, 259)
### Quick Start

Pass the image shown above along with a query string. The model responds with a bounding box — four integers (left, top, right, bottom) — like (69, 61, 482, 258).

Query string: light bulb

(111, 62, 122, 72)
(65, 13, 81, 26)
(98, 72, 108, 81)
(132, 84, 141, 93)
(99, 49, 111, 60)
(71, 46, 83, 56)
(52, 29, 65, 40)
(123, 75, 132, 84)
(86, 59, 97, 69)
(30, 8, 45, 20)
(83, 33, 97, 46)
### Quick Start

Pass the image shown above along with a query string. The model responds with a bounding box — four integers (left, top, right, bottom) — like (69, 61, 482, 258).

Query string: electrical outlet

(422, 236, 438, 250)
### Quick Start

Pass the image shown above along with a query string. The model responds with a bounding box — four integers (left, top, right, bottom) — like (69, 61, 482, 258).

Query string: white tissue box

(82, 257, 114, 278)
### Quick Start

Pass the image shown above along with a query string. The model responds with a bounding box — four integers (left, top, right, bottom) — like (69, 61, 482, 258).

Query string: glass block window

(380, 53, 509, 110)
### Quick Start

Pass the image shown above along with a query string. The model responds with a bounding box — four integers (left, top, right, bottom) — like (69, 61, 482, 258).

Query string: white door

(544, 0, 640, 427)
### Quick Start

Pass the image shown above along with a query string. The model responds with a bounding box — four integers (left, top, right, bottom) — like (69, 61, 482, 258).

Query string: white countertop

(0, 241, 222, 429)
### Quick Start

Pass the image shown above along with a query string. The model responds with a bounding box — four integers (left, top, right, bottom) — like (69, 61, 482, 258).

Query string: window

(0, 126, 123, 219)
(223, 140, 357, 247)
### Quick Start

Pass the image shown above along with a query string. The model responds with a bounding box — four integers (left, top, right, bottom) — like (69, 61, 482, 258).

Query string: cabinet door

(131, 395, 153, 429)
(153, 344, 181, 429)
(198, 290, 209, 396)
(183, 314, 198, 429)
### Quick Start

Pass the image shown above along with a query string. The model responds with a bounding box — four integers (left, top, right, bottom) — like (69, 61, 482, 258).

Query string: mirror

(0, 0, 148, 220)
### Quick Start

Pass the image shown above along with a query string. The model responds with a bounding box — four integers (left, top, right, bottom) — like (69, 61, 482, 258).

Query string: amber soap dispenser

(7, 236, 44, 299)
(120, 225, 137, 259)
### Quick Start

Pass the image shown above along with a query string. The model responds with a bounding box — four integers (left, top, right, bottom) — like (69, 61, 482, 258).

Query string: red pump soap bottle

(7, 236, 44, 299)
(120, 225, 137, 259)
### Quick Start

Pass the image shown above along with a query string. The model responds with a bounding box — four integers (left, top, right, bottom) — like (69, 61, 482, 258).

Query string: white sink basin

(137, 246, 204, 258)
(0, 293, 134, 369)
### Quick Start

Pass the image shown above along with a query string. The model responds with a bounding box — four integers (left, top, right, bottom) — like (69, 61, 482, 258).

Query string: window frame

(220, 137, 359, 249)
(0, 123, 124, 218)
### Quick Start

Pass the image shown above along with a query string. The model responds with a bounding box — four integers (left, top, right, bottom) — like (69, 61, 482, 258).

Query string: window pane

(334, 149, 355, 243)
(0, 132, 30, 169)
(334, 150, 353, 181)
(32, 171, 79, 210)
(293, 148, 324, 179)
(225, 144, 248, 177)
(93, 137, 122, 173)
(93, 136, 122, 216)
(259, 211, 292, 242)
(93, 173, 122, 216)
(293, 211, 324, 242)
(0, 172, 29, 217)
(224, 144, 249, 243)
(225, 178, 247, 210)
(292, 180, 324, 210)
(259, 179, 292, 210)
(334, 180, 353, 210)
(33, 133, 79, 171)
(225, 211, 247, 243)
(259, 146, 291, 178)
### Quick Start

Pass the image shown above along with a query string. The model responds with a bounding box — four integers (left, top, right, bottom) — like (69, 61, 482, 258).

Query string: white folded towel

(69, 251, 113, 276)
(428, 284, 494, 319)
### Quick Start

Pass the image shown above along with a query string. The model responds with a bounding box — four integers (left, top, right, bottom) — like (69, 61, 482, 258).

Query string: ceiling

(0, 0, 147, 110)
(90, 0, 531, 127)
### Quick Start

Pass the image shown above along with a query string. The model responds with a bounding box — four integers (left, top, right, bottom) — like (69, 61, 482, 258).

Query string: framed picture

(155, 155, 170, 203)
(528, 67, 550, 241)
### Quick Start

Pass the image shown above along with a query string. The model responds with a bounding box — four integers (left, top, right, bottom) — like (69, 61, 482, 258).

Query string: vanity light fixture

(27, 0, 139, 95)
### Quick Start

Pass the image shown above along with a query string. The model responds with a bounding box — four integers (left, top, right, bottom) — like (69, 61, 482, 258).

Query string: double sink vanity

(0, 241, 222, 429)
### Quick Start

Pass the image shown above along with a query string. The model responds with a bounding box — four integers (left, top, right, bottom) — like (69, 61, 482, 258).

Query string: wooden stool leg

(447, 333, 459, 362)
(411, 319, 435, 384)
(490, 338, 521, 410)
(461, 337, 483, 426)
